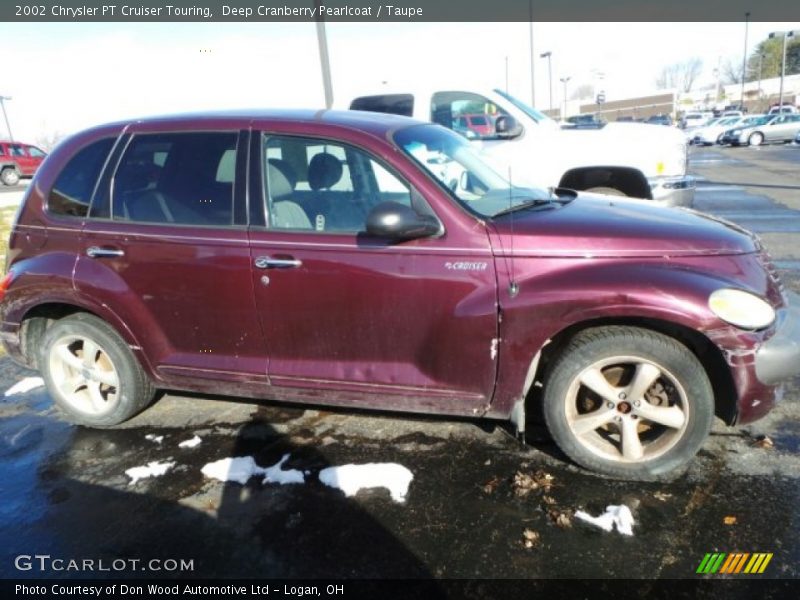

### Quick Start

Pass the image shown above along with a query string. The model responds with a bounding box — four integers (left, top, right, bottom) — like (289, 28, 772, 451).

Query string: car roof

(94, 109, 429, 138)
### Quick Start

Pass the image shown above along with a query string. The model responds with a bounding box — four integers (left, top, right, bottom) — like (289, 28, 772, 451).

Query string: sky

(1, 20, 799, 144)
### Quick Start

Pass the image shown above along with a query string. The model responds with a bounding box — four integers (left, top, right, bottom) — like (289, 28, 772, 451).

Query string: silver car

(737, 114, 800, 146)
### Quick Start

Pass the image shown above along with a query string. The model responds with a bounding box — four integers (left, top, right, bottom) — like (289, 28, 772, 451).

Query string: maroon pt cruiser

(1, 110, 798, 479)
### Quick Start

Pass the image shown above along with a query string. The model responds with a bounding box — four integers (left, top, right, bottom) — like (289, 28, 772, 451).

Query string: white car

(681, 111, 714, 129)
(691, 116, 745, 146)
(349, 87, 694, 207)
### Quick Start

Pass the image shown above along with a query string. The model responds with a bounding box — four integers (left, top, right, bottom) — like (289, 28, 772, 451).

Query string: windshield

(393, 124, 553, 218)
(493, 89, 556, 125)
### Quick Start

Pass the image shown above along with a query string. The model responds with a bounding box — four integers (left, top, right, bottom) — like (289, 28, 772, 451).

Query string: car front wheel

(542, 326, 714, 480)
(40, 313, 156, 427)
(748, 132, 764, 146)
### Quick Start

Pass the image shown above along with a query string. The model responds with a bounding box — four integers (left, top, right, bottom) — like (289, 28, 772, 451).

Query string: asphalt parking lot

(0, 145, 799, 582)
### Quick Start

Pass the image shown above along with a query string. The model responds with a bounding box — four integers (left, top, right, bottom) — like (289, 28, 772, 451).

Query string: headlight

(709, 289, 776, 330)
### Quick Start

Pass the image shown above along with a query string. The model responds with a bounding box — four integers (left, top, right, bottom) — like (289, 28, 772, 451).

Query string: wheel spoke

(620, 417, 644, 461)
(59, 374, 86, 397)
(572, 407, 617, 436)
(626, 363, 661, 402)
(634, 402, 686, 429)
(88, 383, 107, 413)
(56, 345, 84, 371)
(82, 339, 100, 368)
(90, 366, 118, 388)
(579, 367, 620, 403)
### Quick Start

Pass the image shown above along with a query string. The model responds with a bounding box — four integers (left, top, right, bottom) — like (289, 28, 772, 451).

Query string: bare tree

(720, 57, 744, 85)
(570, 83, 594, 101)
(35, 131, 66, 152)
(655, 58, 703, 92)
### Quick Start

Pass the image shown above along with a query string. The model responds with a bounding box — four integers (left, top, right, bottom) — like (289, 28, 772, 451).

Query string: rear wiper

(491, 198, 555, 218)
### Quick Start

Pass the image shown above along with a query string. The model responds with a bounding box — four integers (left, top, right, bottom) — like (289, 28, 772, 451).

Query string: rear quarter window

(350, 94, 414, 117)
(48, 138, 115, 218)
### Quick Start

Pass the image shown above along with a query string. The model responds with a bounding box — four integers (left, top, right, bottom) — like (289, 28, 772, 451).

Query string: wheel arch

(558, 166, 652, 199)
(523, 316, 737, 427)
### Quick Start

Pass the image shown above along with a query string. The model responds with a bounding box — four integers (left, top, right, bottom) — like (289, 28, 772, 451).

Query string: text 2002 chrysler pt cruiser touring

(1, 110, 799, 479)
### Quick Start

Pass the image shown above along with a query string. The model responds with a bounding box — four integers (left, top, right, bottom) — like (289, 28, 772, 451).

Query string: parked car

(615, 116, 637, 122)
(349, 88, 694, 207)
(2, 110, 798, 480)
(732, 114, 800, 146)
(454, 113, 494, 136)
(680, 111, 714, 129)
(644, 114, 673, 126)
(768, 105, 798, 115)
(0, 140, 47, 186)
(722, 115, 773, 146)
(691, 116, 743, 146)
(564, 114, 607, 129)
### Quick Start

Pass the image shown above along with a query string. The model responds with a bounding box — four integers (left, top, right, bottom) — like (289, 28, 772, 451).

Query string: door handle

(86, 246, 125, 259)
(254, 256, 302, 269)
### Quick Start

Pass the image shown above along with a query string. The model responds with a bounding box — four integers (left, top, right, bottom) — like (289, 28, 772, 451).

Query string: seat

(267, 162, 311, 230)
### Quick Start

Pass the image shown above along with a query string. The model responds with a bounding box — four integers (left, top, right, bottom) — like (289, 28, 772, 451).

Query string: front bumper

(648, 175, 695, 208)
(755, 291, 800, 385)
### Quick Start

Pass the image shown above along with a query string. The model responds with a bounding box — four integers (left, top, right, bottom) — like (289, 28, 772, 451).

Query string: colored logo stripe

(697, 552, 772, 574)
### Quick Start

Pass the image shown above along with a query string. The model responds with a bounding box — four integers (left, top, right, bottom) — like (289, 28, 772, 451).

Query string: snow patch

(4, 377, 45, 396)
(201, 454, 304, 486)
(125, 461, 175, 485)
(178, 435, 202, 449)
(575, 504, 635, 536)
(145, 434, 164, 444)
(318, 463, 413, 503)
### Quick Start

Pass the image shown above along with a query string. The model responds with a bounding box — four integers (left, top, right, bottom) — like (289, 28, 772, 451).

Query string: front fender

(488, 256, 765, 417)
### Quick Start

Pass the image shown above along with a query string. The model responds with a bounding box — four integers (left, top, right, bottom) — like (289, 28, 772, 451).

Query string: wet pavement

(1, 146, 800, 581)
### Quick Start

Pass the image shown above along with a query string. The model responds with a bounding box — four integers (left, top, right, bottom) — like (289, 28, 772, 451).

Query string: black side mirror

(365, 202, 440, 241)
(495, 115, 523, 138)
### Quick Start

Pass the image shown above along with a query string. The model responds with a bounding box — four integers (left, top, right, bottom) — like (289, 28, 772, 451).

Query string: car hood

(488, 193, 757, 258)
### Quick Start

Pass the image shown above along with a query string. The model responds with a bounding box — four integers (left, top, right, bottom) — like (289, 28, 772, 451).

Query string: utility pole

(0, 96, 13, 142)
(770, 30, 797, 111)
(540, 51, 552, 112)
(740, 12, 750, 110)
(314, 1, 333, 109)
(528, 1, 535, 107)
(560, 76, 571, 119)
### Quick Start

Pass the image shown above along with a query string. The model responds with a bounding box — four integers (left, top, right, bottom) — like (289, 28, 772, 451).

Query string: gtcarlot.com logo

(696, 552, 773, 575)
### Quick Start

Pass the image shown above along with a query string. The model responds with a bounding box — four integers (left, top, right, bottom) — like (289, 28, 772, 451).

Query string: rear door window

(112, 132, 237, 226)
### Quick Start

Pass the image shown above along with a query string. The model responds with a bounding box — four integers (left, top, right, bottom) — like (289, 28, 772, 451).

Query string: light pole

(0, 96, 12, 142)
(740, 12, 750, 110)
(540, 51, 552, 112)
(757, 52, 765, 111)
(528, 0, 535, 107)
(769, 30, 797, 111)
(560, 76, 571, 119)
(314, 1, 333, 109)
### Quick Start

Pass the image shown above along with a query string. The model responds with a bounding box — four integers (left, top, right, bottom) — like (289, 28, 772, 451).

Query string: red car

(1, 110, 798, 480)
(454, 113, 494, 136)
(0, 140, 47, 186)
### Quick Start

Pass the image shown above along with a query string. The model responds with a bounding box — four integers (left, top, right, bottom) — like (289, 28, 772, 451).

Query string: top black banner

(3, 0, 800, 23)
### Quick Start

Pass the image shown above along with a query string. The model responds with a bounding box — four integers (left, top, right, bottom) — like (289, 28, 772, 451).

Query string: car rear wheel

(542, 326, 714, 480)
(41, 314, 156, 427)
(1, 168, 19, 186)
(748, 132, 764, 147)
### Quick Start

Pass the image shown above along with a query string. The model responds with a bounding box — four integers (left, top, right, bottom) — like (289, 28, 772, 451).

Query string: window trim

(254, 131, 443, 237)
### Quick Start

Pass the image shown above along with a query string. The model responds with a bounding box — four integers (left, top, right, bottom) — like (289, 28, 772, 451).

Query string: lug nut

(607, 402, 615, 409)
(634, 400, 641, 407)
(618, 392, 627, 400)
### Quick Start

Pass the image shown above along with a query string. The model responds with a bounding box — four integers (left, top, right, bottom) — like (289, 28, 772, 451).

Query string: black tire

(1, 167, 20, 186)
(542, 326, 714, 480)
(40, 313, 156, 427)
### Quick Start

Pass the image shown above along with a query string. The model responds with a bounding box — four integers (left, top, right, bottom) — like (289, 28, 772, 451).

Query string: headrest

(267, 162, 293, 199)
(308, 152, 343, 191)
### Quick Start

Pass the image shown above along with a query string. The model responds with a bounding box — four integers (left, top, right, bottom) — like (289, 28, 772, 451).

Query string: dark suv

(1, 110, 798, 480)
